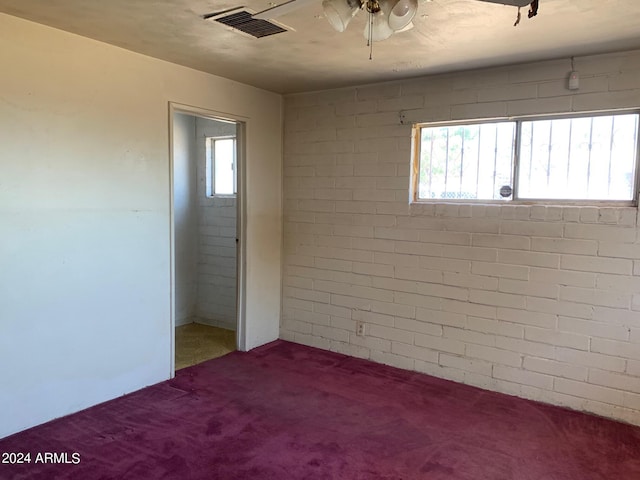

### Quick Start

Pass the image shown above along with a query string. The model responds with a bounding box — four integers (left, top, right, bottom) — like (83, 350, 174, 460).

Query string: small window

(206, 137, 237, 196)
(518, 114, 638, 201)
(417, 121, 516, 201)
(413, 112, 640, 204)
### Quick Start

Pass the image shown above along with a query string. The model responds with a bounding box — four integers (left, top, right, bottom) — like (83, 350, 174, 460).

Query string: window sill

(408, 202, 638, 226)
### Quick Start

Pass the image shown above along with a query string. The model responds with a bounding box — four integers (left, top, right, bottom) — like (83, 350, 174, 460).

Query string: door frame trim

(168, 102, 248, 377)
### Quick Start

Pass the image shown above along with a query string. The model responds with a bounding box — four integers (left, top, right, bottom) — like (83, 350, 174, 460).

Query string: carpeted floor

(1, 340, 640, 479)
(175, 323, 236, 370)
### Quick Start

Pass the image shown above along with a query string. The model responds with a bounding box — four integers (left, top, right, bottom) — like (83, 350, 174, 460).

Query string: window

(413, 112, 640, 204)
(206, 136, 237, 196)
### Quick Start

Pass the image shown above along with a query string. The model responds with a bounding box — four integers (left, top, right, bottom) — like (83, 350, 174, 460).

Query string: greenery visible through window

(413, 112, 640, 204)
(206, 137, 236, 196)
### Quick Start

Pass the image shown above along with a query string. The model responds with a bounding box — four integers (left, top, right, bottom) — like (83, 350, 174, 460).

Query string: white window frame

(206, 136, 237, 197)
(411, 110, 640, 207)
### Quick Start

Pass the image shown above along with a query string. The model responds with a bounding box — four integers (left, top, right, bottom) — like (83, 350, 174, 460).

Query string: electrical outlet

(356, 321, 366, 336)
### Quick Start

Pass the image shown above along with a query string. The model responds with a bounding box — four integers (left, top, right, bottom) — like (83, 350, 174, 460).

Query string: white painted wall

(0, 13, 282, 438)
(195, 117, 238, 330)
(282, 50, 640, 425)
(173, 113, 198, 326)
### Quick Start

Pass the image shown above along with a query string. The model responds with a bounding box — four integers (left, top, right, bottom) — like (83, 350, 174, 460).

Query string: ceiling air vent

(209, 9, 288, 38)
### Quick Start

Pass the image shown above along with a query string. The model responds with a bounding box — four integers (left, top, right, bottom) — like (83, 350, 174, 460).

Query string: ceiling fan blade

(253, 0, 318, 20)
(473, 0, 531, 6)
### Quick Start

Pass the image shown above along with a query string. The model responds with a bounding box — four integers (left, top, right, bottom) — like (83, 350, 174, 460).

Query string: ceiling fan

(252, 0, 536, 44)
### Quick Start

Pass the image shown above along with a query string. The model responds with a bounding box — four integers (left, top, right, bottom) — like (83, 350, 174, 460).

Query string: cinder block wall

(282, 50, 640, 425)
(197, 196, 237, 329)
(195, 118, 238, 330)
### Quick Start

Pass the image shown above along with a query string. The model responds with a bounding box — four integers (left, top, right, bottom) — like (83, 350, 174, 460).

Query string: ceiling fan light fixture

(388, 0, 417, 31)
(322, 0, 359, 32)
(363, 10, 394, 42)
(396, 20, 414, 32)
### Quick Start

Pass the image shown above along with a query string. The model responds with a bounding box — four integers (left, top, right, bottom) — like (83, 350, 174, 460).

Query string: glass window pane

(418, 122, 516, 200)
(213, 138, 235, 195)
(517, 114, 638, 200)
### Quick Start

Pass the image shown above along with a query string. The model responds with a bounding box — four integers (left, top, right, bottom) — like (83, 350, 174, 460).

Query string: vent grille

(215, 11, 287, 38)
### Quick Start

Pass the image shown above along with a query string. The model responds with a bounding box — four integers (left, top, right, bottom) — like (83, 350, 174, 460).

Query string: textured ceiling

(2, 0, 640, 94)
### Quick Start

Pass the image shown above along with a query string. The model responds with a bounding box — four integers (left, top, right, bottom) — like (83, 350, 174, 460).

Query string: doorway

(170, 106, 245, 373)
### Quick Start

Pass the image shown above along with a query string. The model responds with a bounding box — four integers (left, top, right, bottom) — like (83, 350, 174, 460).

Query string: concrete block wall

(196, 196, 237, 329)
(281, 49, 640, 425)
(195, 118, 237, 330)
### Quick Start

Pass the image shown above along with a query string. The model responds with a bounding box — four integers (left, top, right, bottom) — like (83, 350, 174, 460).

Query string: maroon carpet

(1, 340, 640, 479)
